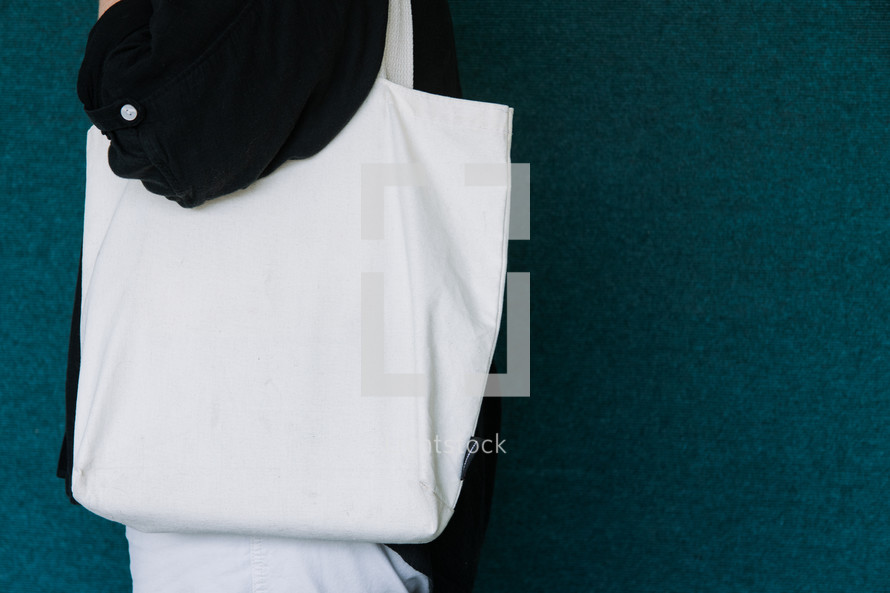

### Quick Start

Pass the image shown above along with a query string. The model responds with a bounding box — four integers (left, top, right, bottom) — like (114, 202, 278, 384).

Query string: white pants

(126, 527, 430, 593)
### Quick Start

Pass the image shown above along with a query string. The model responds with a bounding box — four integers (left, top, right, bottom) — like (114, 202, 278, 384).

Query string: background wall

(7, 1, 890, 591)
(1, 1, 134, 591)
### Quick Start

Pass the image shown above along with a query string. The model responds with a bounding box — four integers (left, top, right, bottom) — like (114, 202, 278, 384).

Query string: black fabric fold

(77, 0, 388, 208)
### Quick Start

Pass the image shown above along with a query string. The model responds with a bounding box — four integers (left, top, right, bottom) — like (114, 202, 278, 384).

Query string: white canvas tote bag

(73, 0, 513, 543)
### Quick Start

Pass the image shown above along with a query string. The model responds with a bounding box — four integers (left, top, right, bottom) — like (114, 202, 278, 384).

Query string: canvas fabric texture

(72, 0, 513, 543)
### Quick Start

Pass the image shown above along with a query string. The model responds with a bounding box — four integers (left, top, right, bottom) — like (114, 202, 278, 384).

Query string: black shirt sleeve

(78, 0, 388, 208)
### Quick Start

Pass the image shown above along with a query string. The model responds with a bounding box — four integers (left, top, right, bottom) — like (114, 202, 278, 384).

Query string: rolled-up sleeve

(77, 0, 388, 208)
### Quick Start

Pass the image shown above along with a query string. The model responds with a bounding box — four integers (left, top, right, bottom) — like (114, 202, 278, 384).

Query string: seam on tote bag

(419, 480, 456, 511)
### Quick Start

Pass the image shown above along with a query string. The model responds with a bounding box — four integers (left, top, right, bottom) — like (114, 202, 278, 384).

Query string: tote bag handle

(381, 0, 413, 88)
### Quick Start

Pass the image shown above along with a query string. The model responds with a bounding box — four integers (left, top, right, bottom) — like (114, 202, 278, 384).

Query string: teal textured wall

(9, 0, 890, 591)
(458, 1, 890, 591)
(1, 2, 132, 591)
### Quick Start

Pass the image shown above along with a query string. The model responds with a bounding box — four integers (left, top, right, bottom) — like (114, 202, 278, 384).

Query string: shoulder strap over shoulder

(381, 0, 413, 88)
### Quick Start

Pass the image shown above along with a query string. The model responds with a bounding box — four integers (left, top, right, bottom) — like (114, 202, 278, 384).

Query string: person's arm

(78, 0, 387, 207)
(97, 0, 123, 18)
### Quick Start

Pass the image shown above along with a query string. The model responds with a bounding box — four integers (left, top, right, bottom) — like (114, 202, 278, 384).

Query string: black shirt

(79, 0, 388, 208)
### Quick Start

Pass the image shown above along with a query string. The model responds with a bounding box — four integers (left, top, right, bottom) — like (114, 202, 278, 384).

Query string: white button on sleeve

(120, 104, 138, 122)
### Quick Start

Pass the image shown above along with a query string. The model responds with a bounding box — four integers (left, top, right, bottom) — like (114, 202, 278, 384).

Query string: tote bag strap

(381, 0, 413, 88)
